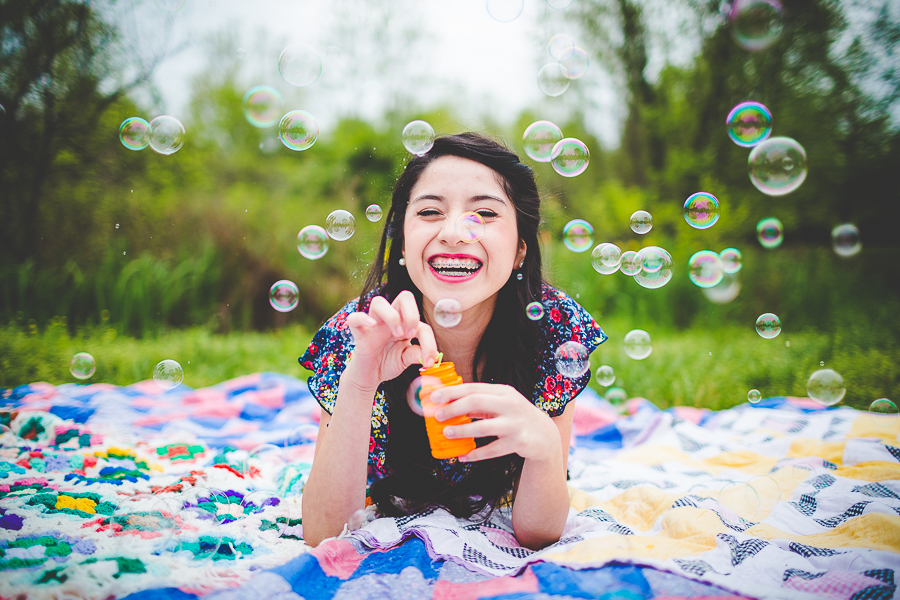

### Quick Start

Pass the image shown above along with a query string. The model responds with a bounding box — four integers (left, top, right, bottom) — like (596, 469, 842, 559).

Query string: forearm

(511, 450, 570, 550)
(301, 370, 377, 546)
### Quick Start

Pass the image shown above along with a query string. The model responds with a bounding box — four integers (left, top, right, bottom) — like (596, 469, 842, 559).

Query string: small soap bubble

(748, 137, 807, 196)
(148, 116, 185, 155)
(526, 302, 544, 320)
(560, 47, 589, 79)
(456, 212, 486, 243)
(407, 375, 442, 417)
(550, 138, 590, 177)
(563, 219, 594, 252)
(402, 120, 435, 155)
(517, 273, 523, 280)
(119, 117, 150, 151)
(869, 399, 898, 427)
(70, 352, 96, 380)
(548, 34, 575, 61)
(634, 247, 674, 289)
(605, 387, 627, 409)
(688, 250, 725, 288)
(831, 224, 861, 257)
(153, 359, 184, 391)
(719, 248, 743, 273)
(624, 329, 652, 360)
(538, 62, 570, 97)
(278, 43, 322, 87)
(269, 280, 299, 312)
(756, 217, 783, 249)
(820, 361, 824, 366)
(326, 45, 341, 59)
(755, 313, 781, 338)
(728, 0, 784, 52)
(703, 272, 741, 304)
(486, 0, 524, 22)
(591, 243, 622, 274)
(555, 341, 590, 378)
(596, 365, 615, 387)
(620, 251, 641, 276)
(718, 481, 760, 521)
(325, 209, 356, 241)
(522, 121, 563, 163)
(235, 47, 245, 58)
(278, 110, 318, 151)
(365, 204, 383, 222)
(807, 369, 845, 406)
(434, 298, 463, 328)
(726, 101, 772, 147)
(297, 225, 329, 260)
(630, 210, 652, 234)
(748, 389, 762, 403)
(242, 86, 283, 129)
(683, 192, 720, 229)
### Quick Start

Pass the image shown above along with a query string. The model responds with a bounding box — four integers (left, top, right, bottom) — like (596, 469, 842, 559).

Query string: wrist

(339, 362, 382, 396)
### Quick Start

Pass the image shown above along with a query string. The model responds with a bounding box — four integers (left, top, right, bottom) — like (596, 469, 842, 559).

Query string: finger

(368, 296, 404, 337)
(399, 343, 425, 369)
(430, 383, 496, 405)
(347, 311, 377, 331)
(393, 291, 422, 338)
(457, 441, 516, 463)
(414, 321, 439, 368)
(433, 392, 503, 421)
(442, 417, 504, 440)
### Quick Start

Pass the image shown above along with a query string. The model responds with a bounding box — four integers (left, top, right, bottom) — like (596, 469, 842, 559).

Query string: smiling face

(403, 155, 527, 323)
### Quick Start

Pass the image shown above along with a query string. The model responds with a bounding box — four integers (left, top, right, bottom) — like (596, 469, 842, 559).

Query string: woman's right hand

(343, 290, 438, 390)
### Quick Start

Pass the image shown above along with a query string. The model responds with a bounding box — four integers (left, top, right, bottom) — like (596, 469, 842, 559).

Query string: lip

(427, 253, 483, 283)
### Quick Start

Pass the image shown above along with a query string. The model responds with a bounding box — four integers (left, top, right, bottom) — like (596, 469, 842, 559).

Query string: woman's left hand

(430, 383, 559, 463)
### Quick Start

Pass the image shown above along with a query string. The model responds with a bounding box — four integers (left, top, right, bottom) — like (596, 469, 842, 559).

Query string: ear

(515, 239, 527, 268)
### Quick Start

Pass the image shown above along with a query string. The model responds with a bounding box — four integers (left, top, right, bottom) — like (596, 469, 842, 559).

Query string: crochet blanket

(1, 373, 898, 600)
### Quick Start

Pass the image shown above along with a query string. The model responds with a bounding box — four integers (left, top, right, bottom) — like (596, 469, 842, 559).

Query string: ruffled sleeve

(298, 298, 359, 414)
(533, 284, 607, 417)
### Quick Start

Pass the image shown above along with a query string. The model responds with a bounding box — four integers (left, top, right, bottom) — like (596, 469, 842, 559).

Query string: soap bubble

(555, 341, 590, 378)
(634, 247, 674, 289)
(154, 359, 184, 391)
(70, 352, 96, 380)
(718, 481, 760, 521)
(486, 0, 524, 22)
(688, 250, 725, 288)
(550, 138, 590, 177)
(624, 329, 652, 360)
(548, 34, 575, 61)
(807, 369, 845, 406)
(278, 110, 318, 151)
(456, 212, 486, 243)
(748, 389, 762, 403)
(591, 243, 622, 275)
(526, 301, 545, 320)
(325, 209, 356, 241)
(407, 375, 442, 417)
(269, 280, 299, 312)
(596, 365, 615, 387)
(547, 0, 574, 8)
(757, 217, 783, 249)
(869, 399, 898, 427)
(683, 192, 720, 229)
(719, 248, 743, 273)
(728, 0, 784, 52)
(278, 43, 322, 87)
(242, 86, 283, 128)
(240, 490, 292, 542)
(703, 272, 742, 304)
(148, 116, 185, 155)
(243, 444, 288, 478)
(563, 219, 594, 252)
(831, 224, 861, 257)
(560, 48, 589, 79)
(726, 101, 772, 147)
(755, 313, 781, 339)
(605, 387, 627, 408)
(119, 117, 150, 151)
(620, 251, 641, 276)
(748, 137, 807, 196)
(402, 120, 435, 155)
(365, 204, 383, 222)
(434, 298, 463, 328)
(538, 63, 570, 97)
(630, 210, 653, 234)
(523, 121, 563, 163)
(297, 225, 329, 260)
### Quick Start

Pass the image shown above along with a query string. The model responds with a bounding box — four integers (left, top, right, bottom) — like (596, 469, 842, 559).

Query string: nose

(437, 211, 464, 247)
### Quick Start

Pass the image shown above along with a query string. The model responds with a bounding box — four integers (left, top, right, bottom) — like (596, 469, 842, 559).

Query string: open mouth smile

(427, 254, 483, 279)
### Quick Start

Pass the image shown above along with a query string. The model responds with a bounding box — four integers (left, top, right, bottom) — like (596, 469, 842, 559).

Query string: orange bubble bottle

(418, 361, 477, 459)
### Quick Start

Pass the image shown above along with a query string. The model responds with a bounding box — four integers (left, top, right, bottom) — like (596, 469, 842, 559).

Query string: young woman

(300, 133, 606, 549)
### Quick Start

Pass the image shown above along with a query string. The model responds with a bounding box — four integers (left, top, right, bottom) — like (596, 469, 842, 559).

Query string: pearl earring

(399, 257, 406, 266)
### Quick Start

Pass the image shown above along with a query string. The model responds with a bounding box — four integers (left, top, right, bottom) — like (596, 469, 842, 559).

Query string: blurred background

(1, 0, 898, 411)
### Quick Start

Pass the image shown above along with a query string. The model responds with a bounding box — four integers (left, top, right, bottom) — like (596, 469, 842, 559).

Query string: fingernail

(443, 426, 454, 438)
(431, 391, 443, 403)
(434, 410, 444, 421)
(394, 326, 404, 337)
(406, 328, 417, 338)
(458, 456, 469, 462)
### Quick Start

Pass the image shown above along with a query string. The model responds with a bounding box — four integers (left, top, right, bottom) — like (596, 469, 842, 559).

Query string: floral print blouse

(298, 283, 606, 483)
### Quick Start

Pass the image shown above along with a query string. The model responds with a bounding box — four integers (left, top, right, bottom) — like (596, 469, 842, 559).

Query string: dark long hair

(359, 133, 544, 518)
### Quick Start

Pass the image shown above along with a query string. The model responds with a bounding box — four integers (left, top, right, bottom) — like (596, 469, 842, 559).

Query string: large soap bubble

(279, 44, 322, 87)
(119, 117, 150, 151)
(526, 302, 545, 320)
(831, 224, 861, 257)
(279, 110, 318, 151)
(869, 399, 898, 427)
(728, 0, 784, 52)
(591, 243, 621, 274)
(434, 298, 463, 328)
(402, 120, 435, 155)
(683, 193, 720, 229)
(560, 48, 589, 79)
(807, 369, 845, 406)
(755, 313, 781, 338)
(366, 204, 383, 222)
(149, 116, 185, 155)
(719, 248, 743, 273)
(563, 219, 594, 252)
(748, 389, 762, 403)
(70, 352, 96, 380)
(703, 272, 741, 304)
(486, 0, 524, 22)
(269, 280, 299, 312)
(726, 101, 772, 147)
(456, 212, 485, 243)
(242, 86, 283, 128)
(548, 34, 575, 61)
(688, 251, 724, 288)
(297, 225, 329, 259)
(555, 341, 590, 377)
(325, 209, 356, 241)
(154, 359, 184, 391)
(605, 387, 627, 408)
(630, 210, 652, 234)
(523, 121, 563, 163)
(624, 329, 652, 360)
(620, 251, 641, 276)
(634, 247, 674, 289)
(595, 365, 615, 387)
(550, 138, 590, 177)
(748, 137, 807, 196)
(538, 63, 570, 97)
(757, 217, 783, 249)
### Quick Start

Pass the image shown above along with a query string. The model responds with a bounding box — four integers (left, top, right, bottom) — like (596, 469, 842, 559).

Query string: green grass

(2, 317, 896, 413)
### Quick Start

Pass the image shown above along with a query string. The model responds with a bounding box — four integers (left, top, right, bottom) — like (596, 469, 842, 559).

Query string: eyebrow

(410, 194, 508, 205)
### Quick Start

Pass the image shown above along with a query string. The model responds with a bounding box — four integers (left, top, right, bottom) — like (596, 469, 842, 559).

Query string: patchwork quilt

(1, 372, 898, 600)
